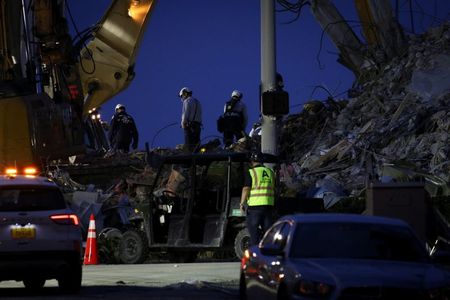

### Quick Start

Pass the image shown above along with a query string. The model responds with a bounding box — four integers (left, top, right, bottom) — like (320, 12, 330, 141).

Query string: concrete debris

(279, 22, 450, 199)
(408, 54, 450, 101)
(310, 0, 407, 77)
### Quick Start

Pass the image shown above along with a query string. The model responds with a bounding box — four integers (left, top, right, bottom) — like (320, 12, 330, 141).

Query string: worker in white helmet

(108, 104, 139, 153)
(178, 87, 202, 151)
(217, 90, 248, 147)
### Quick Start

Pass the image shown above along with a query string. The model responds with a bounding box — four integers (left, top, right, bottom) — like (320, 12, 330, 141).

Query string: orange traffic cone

(83, 213, 98, 265)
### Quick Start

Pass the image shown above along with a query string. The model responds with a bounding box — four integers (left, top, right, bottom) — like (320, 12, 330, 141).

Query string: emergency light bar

(5, 168, 17, 176)
(24, 167, 38, 175)
(4, 167, 38, 176)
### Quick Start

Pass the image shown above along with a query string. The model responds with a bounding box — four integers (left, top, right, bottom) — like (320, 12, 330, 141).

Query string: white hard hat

(231, 90, 242, 99)
(179, 87, 192, 97)
(115, 104, 125, 110)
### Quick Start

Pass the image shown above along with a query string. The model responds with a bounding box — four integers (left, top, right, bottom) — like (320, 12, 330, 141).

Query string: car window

(261, 222, 290, 250)
(261, 222, 284, 246)
(290, 222, 429, 263)
(0, 186, 66, 212)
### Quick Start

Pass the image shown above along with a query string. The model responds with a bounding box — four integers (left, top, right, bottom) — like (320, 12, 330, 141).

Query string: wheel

(239, 272, 247, 300)
(167, 251, 198, 263)
(119, 229, 149, 264)
(23, 278, 45, 290)
(58, 262, 82, 294)
(234, 228, 250, 259)
(98, 227, 123, 264)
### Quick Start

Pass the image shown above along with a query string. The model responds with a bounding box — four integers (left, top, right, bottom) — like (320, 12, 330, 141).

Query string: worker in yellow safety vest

(240, 151, 276, 246)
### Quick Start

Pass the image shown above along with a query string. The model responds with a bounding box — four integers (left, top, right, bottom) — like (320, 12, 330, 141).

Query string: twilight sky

(68, 0, 450, 149)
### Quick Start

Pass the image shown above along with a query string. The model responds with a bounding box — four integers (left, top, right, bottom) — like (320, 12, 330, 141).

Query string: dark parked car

(240, 213, 450, 300)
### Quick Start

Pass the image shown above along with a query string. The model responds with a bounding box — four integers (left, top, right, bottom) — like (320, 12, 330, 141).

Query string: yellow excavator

(0, 0, 156, 171)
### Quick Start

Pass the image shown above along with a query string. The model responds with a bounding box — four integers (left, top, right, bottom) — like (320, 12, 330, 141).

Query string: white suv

(0, 173, 82, 293)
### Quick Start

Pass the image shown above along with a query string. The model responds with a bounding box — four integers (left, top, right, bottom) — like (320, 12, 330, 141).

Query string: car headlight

(298, 279, 333, 297)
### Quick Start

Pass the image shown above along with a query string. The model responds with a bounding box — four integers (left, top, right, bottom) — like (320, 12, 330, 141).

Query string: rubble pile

(280, 22, 450, 200)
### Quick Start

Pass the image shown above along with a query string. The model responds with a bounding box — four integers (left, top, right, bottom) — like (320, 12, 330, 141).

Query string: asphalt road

(0, 262, 241, 299)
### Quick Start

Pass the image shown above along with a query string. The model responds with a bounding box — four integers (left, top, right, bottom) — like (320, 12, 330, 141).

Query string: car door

(262, 222, 291, 299)
(249, 221, 291, 300)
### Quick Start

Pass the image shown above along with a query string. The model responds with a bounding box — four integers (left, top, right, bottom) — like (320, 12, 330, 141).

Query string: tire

(98, 227, 123, 264)
(23, 278, 45, 290)
(167, 251, 198, 263)
(119, 229, 149, 264)
(234, 228, 250, 259)
(58, 262, 82, 294)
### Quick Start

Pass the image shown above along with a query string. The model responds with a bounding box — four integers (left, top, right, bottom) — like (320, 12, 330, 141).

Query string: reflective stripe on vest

(248, 166, 275, 206)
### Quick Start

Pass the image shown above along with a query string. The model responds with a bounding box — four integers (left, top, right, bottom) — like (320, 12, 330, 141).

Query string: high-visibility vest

(248, 166, 275, 206)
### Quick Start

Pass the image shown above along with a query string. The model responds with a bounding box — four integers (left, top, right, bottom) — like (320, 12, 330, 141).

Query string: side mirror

(259, 243, 284, 257)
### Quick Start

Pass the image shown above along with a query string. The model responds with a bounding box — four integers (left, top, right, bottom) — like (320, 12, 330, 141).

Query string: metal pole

(260, 0, 277, 156)
(395, 0, 399, 21)
(20, 0, 31, 63)
(409, 0, 415, 34)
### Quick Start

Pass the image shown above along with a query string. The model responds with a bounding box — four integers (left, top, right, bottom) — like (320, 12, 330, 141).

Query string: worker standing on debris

(179, 87, 202, 152)
(217, 90, 248, 147)
(108, 104, 139, 153)
(240, 151, 276, 246)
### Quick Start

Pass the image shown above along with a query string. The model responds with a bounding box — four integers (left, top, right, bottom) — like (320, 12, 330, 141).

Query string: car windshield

(291, 222, 429, 263)
(0, 186, 65, 212)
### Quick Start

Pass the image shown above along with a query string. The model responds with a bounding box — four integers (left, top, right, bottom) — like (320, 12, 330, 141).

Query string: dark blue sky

(68, 1, 449, 149)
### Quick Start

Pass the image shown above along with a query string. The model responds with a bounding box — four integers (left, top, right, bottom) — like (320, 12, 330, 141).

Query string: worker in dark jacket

(240, 151, 276, 246)
(108, 104, 139, 153)
(179, 87, 202, 152)
(218, 90, 248, 147)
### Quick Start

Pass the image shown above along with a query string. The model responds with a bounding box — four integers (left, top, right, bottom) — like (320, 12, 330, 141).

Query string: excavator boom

(79, 0, 157, 114)
(0, 0, 156, 169)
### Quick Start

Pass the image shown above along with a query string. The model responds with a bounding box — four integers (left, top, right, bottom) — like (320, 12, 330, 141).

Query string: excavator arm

(78, 0, 157, 114)
(0, 0, 156, 169)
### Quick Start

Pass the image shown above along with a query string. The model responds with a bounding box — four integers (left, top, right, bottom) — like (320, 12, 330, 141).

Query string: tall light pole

(260, 0, 278, 156)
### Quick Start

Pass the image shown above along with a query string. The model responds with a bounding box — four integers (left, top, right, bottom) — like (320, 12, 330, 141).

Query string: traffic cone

(83, 213, 98, 265)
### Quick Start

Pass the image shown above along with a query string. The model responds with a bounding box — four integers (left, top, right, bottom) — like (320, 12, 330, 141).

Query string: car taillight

(50, 214, 80, 226)
(241, 249, 250, 269)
